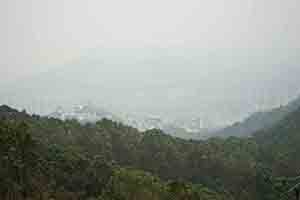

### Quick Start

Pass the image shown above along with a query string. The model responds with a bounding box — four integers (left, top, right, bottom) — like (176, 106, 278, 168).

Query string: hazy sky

(1, 0, 300, 124)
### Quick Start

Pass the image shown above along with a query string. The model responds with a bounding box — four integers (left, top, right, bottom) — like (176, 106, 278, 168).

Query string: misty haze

(1, 0, 300, 199)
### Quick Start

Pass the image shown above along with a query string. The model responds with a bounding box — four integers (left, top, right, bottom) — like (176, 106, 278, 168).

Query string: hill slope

(0, 105, 230, 200)
(1, 104, 300, 199)
(213, 95, 300, 138)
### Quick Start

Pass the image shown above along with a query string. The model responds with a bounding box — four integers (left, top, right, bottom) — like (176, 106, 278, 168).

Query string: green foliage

(1, 104, 300, 200)
(0, 107, 228, 200)
(0, 120, 38, 199)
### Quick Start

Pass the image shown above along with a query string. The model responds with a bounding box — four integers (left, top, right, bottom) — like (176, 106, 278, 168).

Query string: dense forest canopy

(1, 104, 300, 199)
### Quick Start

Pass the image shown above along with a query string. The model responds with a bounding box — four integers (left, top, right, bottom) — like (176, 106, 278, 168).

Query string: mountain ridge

(212, 95, 300, 138)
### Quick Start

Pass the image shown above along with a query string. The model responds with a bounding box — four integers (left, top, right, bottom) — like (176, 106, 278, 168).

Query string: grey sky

(1, 0, 300, 124)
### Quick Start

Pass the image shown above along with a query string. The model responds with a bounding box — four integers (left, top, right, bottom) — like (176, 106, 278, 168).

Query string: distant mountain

(254, 105, 300, 145)
(252, 105, 300, 174)
(212, 95, 300, 138)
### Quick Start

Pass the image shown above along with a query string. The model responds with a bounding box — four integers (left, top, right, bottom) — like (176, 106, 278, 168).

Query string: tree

(0, 120, 38, 199)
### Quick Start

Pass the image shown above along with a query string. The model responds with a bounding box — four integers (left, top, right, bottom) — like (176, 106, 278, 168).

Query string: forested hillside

(1, 104, 300, 200)
(213, 95, 300, 138)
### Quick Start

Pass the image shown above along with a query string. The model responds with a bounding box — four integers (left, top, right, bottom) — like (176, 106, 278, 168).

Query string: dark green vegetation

(1, 104, 300, 200)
